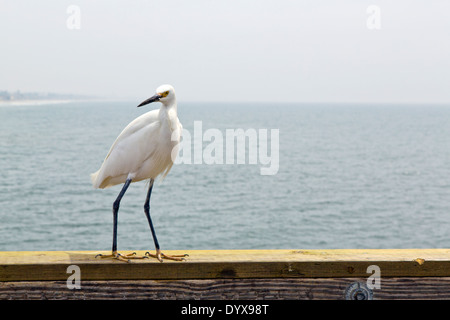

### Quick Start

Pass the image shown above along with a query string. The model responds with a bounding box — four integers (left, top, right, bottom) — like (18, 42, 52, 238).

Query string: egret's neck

(159, 100, 178, 131)
(160, 99, 177, 113)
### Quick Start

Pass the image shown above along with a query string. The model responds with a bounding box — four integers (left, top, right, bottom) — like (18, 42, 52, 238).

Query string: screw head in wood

(344, 282, 373, 300)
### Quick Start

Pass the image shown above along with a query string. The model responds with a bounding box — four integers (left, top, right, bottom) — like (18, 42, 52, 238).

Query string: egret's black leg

(96, 179, 132, 262)
(144, 179, 160, 252)
(112, 178, 132, 253)
(144, 179, 187, 262)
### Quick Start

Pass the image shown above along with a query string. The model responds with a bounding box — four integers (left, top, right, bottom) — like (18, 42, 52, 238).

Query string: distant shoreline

(0, 98, 110, 106)
(0, 99, 76, 106)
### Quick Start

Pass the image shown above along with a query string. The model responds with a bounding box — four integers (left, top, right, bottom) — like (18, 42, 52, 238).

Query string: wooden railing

(1, 249, 450, 299)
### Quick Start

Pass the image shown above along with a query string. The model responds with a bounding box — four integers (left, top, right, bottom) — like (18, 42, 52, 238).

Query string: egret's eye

(161, 91, 169, 97)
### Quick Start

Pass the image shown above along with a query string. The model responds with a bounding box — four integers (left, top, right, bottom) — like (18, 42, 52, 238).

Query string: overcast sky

(1, 0, 449, 103)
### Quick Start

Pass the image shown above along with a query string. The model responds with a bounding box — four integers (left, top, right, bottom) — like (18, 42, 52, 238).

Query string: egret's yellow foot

(145, 249, 188, 262)
(95, 251, 149, 263)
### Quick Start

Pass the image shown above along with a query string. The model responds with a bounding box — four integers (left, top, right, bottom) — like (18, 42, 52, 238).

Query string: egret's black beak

(137, 94, 161, 107)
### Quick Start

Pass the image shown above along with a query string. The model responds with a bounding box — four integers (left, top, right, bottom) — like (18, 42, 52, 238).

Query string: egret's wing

(104, 109, 159, 162)
(92, 109, 160, 188)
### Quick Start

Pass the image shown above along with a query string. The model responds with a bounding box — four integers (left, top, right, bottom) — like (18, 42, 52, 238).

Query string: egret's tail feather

(91, 170, 101, 189)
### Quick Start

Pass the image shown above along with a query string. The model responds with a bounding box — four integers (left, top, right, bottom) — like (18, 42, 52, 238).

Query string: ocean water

(0, 101, 449, 252)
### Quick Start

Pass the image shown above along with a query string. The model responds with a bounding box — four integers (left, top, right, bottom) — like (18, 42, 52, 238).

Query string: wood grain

(2, 277, 450, 300)
(1, 249, 449, 281)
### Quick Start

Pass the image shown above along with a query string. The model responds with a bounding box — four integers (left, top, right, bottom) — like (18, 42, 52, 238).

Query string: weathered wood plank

(1, 249, 449, 281)
(2, 277, 450, 300)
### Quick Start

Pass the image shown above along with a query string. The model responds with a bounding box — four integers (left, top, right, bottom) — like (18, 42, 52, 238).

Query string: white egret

(91, 84, 187, 262)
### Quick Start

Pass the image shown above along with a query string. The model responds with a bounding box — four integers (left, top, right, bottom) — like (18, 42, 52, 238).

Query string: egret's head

(137, 84, 176, 107)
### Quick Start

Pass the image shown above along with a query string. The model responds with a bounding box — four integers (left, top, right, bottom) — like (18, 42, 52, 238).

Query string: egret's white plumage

(91, 84, 186, 263)
(91, 84, 182, 189)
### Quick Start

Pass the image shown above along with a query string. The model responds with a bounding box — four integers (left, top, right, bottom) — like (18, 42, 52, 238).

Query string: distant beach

(0, 99, 74, 106)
